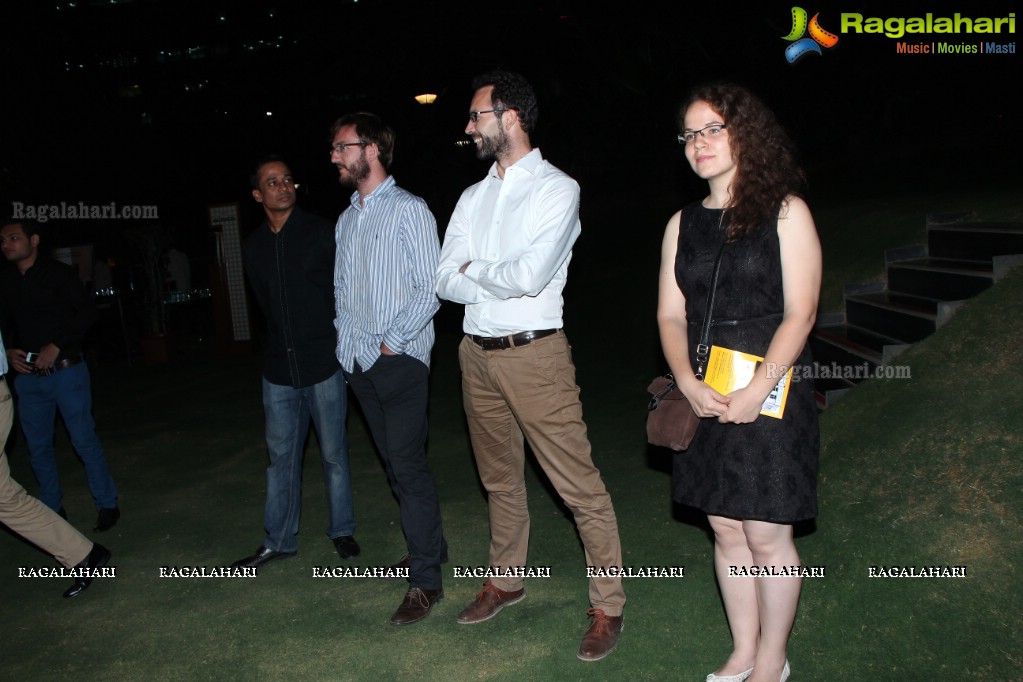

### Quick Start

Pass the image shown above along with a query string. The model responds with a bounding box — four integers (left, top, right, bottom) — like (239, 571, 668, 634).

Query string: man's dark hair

(1, 217, 41, 240)
(472, 70, 539, 134)
(329, 112, 396, 169)
(249, 155, 289, 190)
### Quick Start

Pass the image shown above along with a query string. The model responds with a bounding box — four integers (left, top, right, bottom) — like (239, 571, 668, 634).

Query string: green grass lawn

(1, 191, 1020, 680)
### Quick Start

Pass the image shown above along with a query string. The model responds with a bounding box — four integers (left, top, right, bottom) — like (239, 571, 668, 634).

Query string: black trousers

(346, 354, 445, 589)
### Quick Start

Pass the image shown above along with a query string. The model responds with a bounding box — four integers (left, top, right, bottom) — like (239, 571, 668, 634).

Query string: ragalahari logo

(783, 7, 839, 63)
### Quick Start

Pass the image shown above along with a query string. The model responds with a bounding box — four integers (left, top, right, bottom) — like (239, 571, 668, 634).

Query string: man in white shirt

(436, 71, 625, 662)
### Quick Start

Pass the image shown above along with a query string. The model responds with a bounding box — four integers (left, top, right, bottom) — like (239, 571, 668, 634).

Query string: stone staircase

(810, 214, 1023, 407)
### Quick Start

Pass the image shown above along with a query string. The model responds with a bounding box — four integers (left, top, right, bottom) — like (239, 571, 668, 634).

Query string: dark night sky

(2, 0, 1019, 248)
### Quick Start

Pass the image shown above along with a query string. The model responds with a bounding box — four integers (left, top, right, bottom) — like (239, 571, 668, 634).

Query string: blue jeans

(262, 369, 355, 553)
(15, 362, 118, 511)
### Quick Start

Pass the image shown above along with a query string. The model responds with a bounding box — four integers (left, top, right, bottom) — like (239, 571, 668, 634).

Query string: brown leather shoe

(577, 608, 624, 661)
(389, 588, 443, 625)
(456, 579, 526, 624)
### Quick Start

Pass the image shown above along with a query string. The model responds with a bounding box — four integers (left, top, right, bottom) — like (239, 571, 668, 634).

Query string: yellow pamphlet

(704, 345, 792, 419)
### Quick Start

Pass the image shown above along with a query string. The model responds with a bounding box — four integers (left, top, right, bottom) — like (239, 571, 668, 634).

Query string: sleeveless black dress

(672, 202, 819, 523)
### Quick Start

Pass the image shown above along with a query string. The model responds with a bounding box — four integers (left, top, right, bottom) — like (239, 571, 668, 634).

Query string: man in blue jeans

(0, 219, 119, 532)
(230, 156, 358, 569)
(0, 329, 112, 599)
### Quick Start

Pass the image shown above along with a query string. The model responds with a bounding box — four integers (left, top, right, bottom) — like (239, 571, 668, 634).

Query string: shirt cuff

(463, 259, 486, 283)
(381, 333, 405, 355)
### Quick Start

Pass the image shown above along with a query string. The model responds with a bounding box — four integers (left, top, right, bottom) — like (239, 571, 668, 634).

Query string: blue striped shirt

(334, 175, 440, 372)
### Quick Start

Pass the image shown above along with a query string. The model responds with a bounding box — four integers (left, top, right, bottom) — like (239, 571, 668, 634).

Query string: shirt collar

(263, 206, 302, 233)
(487, 148, 542, 180)
(349, 175, 396, 210)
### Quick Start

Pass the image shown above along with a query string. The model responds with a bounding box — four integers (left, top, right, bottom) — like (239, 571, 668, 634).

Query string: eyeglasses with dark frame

(330, 141, 370, 154)
(467, 108, 515, 123)
(677, 124, 728, 145)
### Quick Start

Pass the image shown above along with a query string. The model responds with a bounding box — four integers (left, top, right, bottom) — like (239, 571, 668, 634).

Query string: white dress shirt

(436, 149, 581, 336)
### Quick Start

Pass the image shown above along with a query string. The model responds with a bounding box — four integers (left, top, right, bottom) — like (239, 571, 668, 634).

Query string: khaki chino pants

(459, 332, 625, 615)
(0, 378, 92, 567)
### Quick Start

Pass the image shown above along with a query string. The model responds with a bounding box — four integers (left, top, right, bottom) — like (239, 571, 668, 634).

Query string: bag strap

(655, 209, 726, 402)
(647, 380, 677, 411)
(693, 232, 727, 380)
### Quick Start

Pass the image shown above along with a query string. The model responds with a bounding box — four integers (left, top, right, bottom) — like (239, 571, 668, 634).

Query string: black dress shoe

(332, 535, 361, 559)
(94, 507, 120, 532)
(389, 588, 443, 625)
(63, 543, 112, 598)
(230, 546, 297, 569)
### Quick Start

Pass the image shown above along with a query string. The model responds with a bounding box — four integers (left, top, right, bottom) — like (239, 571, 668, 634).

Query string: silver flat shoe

(706, 667, 753, 682)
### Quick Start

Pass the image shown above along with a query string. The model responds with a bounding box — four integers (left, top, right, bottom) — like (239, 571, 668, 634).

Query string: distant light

(266, 111, 273, 117)
(414, 93, 438, 105)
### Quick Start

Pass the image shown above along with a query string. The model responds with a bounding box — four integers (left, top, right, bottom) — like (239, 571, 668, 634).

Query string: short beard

(475, 123, 511, 161)
(338, 150, 371, 188)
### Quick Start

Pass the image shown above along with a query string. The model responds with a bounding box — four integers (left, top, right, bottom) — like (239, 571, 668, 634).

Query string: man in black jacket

(231, 157, 359, 568)
(0, 218, 119, 532)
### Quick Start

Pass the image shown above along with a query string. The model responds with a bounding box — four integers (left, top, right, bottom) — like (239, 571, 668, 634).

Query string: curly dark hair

(329, 112, 396, 169)
(472, 70, 538, 134)
(680, 84, 805, 241)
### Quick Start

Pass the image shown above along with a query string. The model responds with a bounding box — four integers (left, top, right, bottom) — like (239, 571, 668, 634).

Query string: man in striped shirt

(330, 112, 446, 626)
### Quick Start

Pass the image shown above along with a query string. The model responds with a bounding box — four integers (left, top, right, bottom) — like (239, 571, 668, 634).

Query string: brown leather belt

(34, 355, 83, 376)
(469, 329, 559, 351)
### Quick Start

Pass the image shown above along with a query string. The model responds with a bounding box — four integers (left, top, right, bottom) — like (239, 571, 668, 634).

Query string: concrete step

(887, 258, 993, 300)
(814, 378, 853, 409)
(928, 221, 1023, 260)
(844, 290, 971, 343)
(811, 323, 908, 367)
(814, 217, 1023, 409)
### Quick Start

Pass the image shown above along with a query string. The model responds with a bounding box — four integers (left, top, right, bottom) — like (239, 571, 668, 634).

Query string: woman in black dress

(657, 84, 821, 682)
